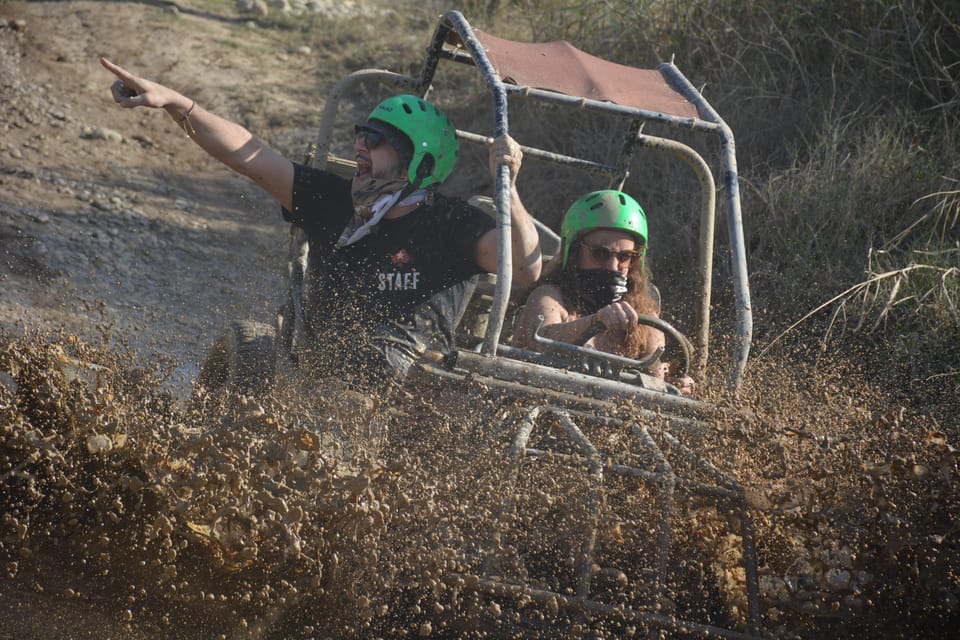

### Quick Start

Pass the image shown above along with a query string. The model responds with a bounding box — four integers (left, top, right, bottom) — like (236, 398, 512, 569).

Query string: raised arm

(475, 135, 542, 287)
(100, 57, 294, 210)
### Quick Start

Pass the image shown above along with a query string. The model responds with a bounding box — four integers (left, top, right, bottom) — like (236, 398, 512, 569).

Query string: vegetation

(459, 0, 960, 412)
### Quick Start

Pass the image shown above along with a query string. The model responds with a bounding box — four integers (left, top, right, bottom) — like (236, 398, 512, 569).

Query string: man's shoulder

(431, 192, 480, 212)
(286, 163, 353, 226)
(427, 193, 494, 225)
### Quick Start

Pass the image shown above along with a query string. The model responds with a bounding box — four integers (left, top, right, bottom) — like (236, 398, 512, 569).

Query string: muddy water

(1, 334, 957, 639)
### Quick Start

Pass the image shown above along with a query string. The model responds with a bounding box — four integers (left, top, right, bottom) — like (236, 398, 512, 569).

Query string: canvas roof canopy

(459, 29, 700, 119)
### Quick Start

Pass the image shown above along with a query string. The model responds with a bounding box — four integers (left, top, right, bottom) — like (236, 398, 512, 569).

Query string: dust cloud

(1, 333, 956, 639)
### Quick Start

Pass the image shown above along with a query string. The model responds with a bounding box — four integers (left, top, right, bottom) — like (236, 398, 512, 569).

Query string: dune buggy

(200, 10, 760, 639)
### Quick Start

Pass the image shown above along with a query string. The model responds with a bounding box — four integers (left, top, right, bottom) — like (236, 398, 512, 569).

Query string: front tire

(197, 320, 276, 396)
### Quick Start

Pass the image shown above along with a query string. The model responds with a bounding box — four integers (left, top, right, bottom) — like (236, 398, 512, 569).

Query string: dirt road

(1, 1, 307, 399)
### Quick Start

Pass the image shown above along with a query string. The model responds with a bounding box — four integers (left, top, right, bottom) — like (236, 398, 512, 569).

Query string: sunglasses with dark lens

(581, 243, 642, 266)
(354, 126, 385, 150)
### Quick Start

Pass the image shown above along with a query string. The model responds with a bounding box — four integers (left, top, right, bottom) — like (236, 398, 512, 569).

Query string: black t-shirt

(282, 163, 495, 353)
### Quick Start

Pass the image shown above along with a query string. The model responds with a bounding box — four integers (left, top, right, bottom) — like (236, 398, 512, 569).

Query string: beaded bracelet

(177, 100, 196, 136)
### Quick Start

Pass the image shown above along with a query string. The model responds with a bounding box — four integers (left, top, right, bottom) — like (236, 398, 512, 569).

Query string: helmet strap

(411, 154, 435, 189)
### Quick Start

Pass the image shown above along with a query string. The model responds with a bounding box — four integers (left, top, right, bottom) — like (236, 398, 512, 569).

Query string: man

(100, 58, 541, 388)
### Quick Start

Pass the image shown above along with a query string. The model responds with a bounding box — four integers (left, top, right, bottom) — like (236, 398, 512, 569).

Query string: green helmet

(365, 94, 459, 188)
(560, 190, 648, 269)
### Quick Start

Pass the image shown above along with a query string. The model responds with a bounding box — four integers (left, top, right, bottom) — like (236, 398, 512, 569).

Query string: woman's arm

(514, 285, 612, 349)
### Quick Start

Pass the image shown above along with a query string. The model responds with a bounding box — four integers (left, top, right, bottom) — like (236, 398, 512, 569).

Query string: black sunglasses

(581, 242, 642, 266)
(354, 126, 385, 150)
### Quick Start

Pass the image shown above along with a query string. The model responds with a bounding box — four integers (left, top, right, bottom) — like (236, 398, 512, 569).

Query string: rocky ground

(0, 1, 315, 399)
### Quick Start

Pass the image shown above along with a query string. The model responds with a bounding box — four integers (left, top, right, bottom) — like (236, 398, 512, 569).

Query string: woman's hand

(593, 300, 638, 333)
(648, 360, 695, 394)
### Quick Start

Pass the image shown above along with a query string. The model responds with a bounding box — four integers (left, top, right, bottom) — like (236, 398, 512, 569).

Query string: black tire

(198, 320, 276, 396)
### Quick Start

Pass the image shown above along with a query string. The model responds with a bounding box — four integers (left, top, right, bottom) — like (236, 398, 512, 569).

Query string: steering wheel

(573, 313, 692, 378)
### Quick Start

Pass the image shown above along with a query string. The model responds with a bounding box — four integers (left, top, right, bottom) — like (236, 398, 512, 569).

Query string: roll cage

(286, 11, 752, 403)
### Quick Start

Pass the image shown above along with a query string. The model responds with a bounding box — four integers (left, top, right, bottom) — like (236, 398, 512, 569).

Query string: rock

(0, 370, 17, 397)
(236, 0, 269, 16)
(759, 574, 792, 601)
(80, 126, 123, 143)
(826, 567, 851, 591)
(86, 434, 114, 454)
(130, 134, 153, 148)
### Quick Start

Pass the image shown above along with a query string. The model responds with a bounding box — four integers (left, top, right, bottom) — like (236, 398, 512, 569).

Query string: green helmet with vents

(560, 190, 648, 269)
(366, 94, 459, 189)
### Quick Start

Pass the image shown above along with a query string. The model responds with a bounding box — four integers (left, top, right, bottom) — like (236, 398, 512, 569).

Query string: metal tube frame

(430, 12, 751, 389)
(455, 406, 762, 638)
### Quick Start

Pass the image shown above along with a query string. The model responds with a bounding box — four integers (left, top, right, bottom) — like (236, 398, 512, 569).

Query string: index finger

(99, 57, 134, 83)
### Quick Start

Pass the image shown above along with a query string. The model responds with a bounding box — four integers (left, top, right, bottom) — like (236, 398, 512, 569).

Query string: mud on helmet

(364, 94, 459, 189)
(560, 189, 648, 269)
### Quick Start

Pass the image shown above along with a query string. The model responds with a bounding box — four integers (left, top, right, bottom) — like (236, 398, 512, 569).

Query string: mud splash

(1, 334, 957, 638)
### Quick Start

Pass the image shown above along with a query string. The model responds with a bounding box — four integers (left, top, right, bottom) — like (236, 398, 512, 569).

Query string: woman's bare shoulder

(526, 283, 564, 302)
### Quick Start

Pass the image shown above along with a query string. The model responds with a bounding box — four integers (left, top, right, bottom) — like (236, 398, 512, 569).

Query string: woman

(513, 190, 694, 393)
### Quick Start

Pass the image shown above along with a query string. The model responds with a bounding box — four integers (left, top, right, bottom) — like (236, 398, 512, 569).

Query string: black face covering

(571, 268, 628, 314)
